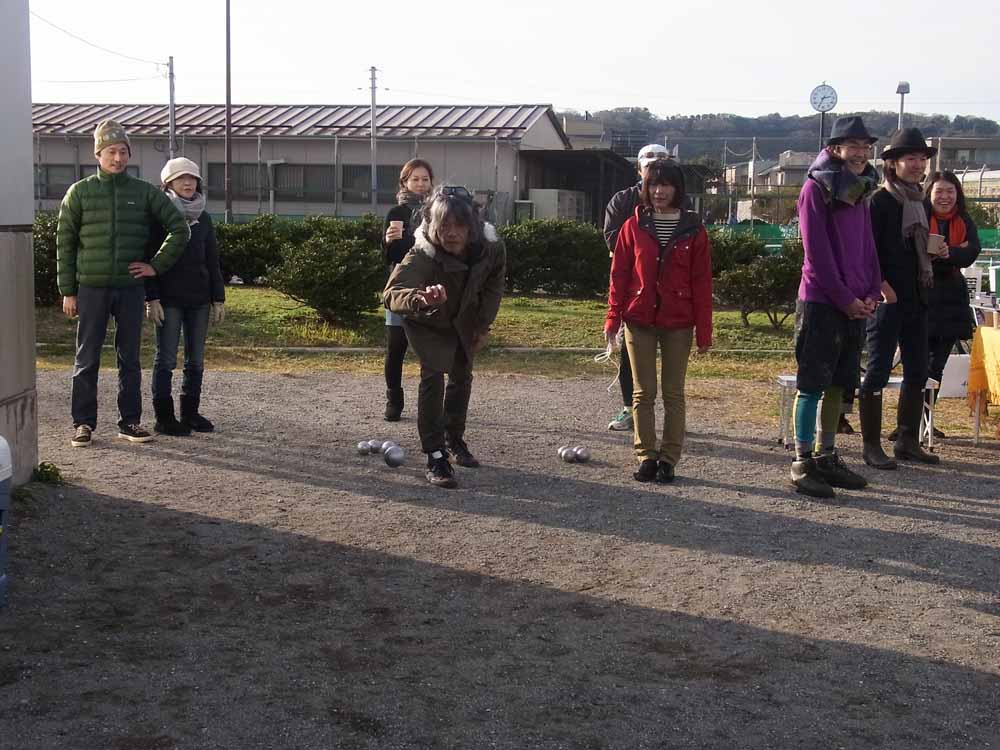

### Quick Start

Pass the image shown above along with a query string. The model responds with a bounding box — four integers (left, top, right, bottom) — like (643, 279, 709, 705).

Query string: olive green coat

(383, 224, 506, 372)
(56, 169, 190, 296)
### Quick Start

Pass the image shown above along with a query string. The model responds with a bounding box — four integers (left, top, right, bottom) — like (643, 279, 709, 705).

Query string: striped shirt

(653, 212, 681, 248)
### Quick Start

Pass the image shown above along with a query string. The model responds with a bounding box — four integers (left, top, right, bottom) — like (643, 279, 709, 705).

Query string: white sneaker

(608, 407, 634, 431)
(71, 425, 93, 447)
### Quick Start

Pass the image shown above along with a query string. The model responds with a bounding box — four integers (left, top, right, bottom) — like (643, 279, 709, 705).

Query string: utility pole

(896, 81, 910, 130)
(167, 55, 177, 158)
(370, 66, 378, 214)
(224, 0, 233, 223)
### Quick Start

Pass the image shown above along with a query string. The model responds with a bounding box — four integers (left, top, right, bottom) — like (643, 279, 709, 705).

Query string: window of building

(273, 164, 336, 202)
(35, 165, 77, 200)
(207, 163, 262, 200)
(35, 164, 142, 199)
(341, 165, 399, 204)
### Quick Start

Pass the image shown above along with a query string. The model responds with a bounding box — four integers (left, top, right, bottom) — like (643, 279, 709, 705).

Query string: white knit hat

(160, 157, 202, 185)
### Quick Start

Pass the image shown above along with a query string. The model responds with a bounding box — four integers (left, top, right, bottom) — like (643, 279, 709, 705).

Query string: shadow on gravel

(126, 429, 1000, 601)
(2, 484, 997, 749)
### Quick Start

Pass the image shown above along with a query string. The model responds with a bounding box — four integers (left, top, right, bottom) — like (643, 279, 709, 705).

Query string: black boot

(384, 388, 404, 422)
(790, 456, 835, 498)
(893, 384, 940, 464)
(180, 394, 215, 433)
(153, 398, 191, 436)
(858, 391, 897, 470)
(836, 414, 855, 434)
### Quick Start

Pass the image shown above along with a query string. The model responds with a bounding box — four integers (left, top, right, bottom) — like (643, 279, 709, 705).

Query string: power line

(38, 75, 164, 84)
(29, 11, 164, 66)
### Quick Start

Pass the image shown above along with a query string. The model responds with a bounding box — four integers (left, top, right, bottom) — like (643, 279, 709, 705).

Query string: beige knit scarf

(883, 177, 933, 287)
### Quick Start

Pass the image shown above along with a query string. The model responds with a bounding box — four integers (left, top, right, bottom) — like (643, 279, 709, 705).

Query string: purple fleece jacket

(797, 178, 882, 312)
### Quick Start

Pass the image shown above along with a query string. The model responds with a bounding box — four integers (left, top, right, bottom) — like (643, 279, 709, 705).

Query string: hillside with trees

(561, 108, 1000, 164)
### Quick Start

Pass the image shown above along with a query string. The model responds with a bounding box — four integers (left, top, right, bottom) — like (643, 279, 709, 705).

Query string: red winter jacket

(605, 207, 713, 349)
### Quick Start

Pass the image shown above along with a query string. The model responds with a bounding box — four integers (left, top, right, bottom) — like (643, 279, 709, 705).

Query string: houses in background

(31, 102, 635, 225)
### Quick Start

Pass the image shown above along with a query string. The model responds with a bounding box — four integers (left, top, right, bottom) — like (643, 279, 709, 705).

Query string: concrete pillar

(0, 0, 39, 485)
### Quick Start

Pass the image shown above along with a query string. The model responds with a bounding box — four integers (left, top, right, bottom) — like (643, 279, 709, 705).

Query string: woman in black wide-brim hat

(858, 128, 941, 469)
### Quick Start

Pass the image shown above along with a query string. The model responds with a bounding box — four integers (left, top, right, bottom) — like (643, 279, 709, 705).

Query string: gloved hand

(211, 302, 226, 326)
(146, 300, 164, 327)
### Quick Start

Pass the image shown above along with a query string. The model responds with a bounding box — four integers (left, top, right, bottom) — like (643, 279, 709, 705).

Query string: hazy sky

(27, 0, 1000, 121)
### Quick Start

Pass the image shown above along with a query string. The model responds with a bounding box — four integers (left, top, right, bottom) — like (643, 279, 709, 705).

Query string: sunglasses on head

(440, 185, 474, 202)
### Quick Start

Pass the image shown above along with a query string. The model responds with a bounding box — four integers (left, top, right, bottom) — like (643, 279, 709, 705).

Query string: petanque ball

(368, 439, 382, 454)
(381, 440, 397, 453)
(573, 446, 591, 463)
(357, 441, 371, 456)
(384, 445, 405, 467)
(560, 447, 577, 463)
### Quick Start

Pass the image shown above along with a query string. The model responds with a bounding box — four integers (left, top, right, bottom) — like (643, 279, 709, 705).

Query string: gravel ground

(1, 369, 998, 749)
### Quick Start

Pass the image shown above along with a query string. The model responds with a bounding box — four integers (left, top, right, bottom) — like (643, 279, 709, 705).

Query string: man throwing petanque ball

(383, 186, 506, 489)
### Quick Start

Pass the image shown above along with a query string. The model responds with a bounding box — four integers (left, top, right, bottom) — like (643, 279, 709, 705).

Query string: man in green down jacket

(57, 120, 190, 447)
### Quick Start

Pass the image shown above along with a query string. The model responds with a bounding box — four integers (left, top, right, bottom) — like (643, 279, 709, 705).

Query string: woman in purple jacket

(788, 117, 883, 499)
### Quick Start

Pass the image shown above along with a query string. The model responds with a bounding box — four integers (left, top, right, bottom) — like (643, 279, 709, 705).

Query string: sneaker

(71, 425, 92, 448)
(608, 407, 634, 432)
(815, 451, 868, 490)
(655, 460, 675, 484)
(118, 424, 154, 444)
(446, 436, 480, 468)
(790, 457, 835, 498)
(633, 458, 658, 483)
(425, 451, 457, 488)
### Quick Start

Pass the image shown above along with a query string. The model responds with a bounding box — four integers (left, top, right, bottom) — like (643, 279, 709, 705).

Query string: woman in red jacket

(605, 160, 713, 483)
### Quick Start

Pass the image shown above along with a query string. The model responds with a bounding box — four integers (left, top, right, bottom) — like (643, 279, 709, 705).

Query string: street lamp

(896, 81, 910, 130)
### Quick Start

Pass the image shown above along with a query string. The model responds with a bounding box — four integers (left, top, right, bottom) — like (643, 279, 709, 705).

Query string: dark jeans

(861, 302, 928, 393)
(928, 336, 957, 385)
(384, 324, 409, 391)
(71, 285, 146, 429)
(619, 343, 634, 407)
(417, 344, 473, 454)
(152, 304, 210, 400)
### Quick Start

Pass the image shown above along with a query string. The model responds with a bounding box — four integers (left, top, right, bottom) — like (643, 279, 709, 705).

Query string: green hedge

(499, 219, 608, 297)
(33, 211, 60, 306)
(714, 239, 802, 329)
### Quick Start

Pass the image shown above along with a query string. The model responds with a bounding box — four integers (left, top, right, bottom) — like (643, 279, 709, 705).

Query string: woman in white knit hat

(145, 157, 225, 435)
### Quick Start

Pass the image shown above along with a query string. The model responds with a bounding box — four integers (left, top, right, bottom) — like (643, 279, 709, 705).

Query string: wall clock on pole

(810, 83, 838, 149)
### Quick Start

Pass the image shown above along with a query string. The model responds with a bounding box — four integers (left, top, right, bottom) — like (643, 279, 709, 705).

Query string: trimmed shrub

(215, 214, 303, 284)
(33, 211, 60, 306)
(707, 228, 767, 277)
(267, 230, 384, 326)
(500, 219, 608, 297)
(715, 241, 802, 329)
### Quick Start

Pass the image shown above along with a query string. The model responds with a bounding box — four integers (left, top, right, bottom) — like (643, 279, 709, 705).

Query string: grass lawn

(36, 286, 794, 352)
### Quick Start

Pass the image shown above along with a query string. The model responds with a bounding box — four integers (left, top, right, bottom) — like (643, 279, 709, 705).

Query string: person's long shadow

(2, 484, 997, 749)
(130, 424, 1000, 602)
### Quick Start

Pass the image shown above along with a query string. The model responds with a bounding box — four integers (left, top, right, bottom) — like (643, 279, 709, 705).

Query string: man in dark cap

(858, 128, 941, 468)
(788, 116, 882, 498)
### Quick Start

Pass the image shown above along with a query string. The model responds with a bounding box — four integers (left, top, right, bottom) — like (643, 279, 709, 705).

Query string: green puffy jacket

(56, 169, 190, 296)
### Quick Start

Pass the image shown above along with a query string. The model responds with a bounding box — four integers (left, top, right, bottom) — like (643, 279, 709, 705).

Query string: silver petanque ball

(384, 445, 406, 467)
(381, 440, 398, 453)
(368, 439, 382, 454)
(573, 446, 591, 463)
(560, 446, 577, 463)
(357, 441, 371, 456)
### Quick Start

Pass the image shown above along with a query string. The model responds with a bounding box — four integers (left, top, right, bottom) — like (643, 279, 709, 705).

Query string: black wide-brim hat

(827, 116, 878, 145)
(881, 127, 937, 160)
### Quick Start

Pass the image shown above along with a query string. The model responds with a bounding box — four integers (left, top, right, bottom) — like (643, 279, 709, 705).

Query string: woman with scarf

(859, 128, 939, 468)
(145, 157, 225, 436)
(381, 158, 435, 421)
(922, 172, 981, 436)
(786, 117, 881, 498)
(605, 160, 713, 484)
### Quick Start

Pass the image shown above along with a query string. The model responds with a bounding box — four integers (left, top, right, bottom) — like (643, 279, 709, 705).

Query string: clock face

(810, 84, 838, 113)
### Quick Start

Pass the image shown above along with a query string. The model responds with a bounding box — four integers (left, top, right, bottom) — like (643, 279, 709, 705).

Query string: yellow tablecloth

(969, 326, 1000, 405)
